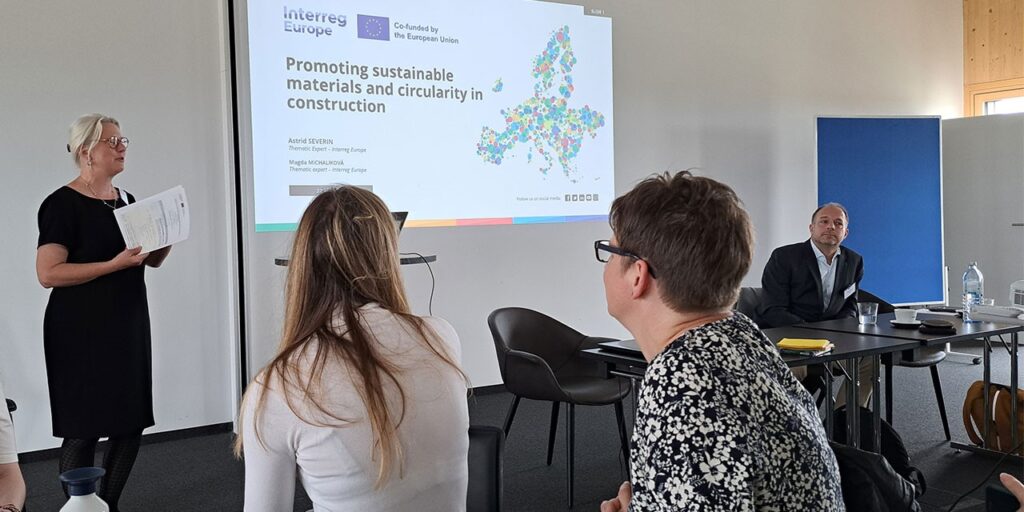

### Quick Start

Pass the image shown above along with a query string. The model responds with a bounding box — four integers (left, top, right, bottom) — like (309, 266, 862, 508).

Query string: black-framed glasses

(94, 136, 130, 148)
(594, 240, 657, 278)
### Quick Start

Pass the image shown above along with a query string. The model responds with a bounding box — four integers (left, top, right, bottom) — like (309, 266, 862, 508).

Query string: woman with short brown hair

(600, 171, 843, 511)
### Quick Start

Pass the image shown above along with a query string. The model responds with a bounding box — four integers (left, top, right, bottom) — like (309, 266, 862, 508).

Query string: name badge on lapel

(844, 283, 856, 300)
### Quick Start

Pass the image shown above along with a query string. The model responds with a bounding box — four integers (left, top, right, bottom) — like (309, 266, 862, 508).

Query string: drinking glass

(857, 302, 879, 325)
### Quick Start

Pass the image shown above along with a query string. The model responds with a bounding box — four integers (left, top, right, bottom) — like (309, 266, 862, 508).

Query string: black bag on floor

(830, 441, 921, 512)
(831, 406, 927, 497)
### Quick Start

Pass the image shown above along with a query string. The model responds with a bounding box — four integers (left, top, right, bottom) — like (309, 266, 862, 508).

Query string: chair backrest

(858, 289, 896, 314)
(487, 307, 587, 377)
(467, 425, 504, 512)
(734, 287, 765, 326)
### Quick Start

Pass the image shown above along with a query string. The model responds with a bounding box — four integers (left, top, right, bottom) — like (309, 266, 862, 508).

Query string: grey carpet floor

(15, 338, 1024, 511)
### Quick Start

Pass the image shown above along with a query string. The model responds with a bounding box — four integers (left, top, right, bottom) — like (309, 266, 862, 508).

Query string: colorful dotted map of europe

(476, 26, 605, 183)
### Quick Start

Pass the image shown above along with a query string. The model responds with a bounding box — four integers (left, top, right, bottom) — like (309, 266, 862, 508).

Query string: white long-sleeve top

(241, 304, 469, 512)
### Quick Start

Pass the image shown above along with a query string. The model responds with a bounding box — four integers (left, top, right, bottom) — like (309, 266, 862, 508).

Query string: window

(984, 96, 1024, 115)
(965, 78, 1024, 117)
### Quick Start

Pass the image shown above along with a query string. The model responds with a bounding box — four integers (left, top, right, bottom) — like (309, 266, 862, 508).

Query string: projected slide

(246, 0, 614, 231)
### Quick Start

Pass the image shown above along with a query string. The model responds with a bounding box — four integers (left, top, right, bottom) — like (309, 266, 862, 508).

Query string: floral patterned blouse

(629, 313, 845, 511)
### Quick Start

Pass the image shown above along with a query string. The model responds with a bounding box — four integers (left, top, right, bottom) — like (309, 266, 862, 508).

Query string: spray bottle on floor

(59, 467, 108, 512)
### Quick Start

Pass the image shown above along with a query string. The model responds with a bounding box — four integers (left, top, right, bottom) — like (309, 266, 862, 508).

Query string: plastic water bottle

(962, 262, 984, 323)
(59, 467, 108, 512)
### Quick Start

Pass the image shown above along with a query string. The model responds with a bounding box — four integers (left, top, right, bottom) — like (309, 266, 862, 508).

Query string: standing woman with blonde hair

(36, 114, 171, 511)
(237, 186, 469, 511)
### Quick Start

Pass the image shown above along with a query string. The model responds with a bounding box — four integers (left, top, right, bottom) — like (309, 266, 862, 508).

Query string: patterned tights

(59, 431, 142, 512)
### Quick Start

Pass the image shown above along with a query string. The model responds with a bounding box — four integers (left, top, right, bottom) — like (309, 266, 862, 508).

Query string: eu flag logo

(357, 15, 390, 41)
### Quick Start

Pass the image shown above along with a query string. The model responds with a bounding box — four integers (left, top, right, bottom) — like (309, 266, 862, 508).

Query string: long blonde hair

(236, 186, 464, 487)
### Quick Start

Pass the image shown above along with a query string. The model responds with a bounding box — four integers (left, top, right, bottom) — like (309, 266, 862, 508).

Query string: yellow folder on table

(777, 338, 831, 350)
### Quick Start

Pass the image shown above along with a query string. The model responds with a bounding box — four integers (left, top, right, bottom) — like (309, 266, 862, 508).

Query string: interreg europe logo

(283, 5, 346, 37)
(357, 15, 390, 41)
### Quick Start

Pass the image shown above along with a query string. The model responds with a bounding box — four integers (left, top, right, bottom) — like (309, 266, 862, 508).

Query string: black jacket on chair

(759, 240, 864, 328)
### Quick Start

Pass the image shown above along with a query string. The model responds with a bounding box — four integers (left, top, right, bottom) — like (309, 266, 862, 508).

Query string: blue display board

(816, 117, 944, 305)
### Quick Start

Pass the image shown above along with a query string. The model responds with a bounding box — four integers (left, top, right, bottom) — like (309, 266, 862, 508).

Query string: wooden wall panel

(964, 0, 1024, 85)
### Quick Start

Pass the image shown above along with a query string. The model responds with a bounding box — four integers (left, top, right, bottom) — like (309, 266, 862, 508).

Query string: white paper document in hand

(113, 186, 190, 252)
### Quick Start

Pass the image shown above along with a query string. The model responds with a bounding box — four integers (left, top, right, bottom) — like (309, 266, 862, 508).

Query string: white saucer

(890, 319, 922, 328)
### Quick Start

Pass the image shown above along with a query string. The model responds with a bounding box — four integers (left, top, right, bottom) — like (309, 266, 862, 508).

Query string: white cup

(894, 308, 917, 323)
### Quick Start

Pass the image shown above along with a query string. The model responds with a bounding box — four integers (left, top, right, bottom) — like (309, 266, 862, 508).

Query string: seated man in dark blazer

(759, 202, 870, 407)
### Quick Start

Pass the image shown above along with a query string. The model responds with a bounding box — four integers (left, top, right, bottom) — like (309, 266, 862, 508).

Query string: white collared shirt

(811, 243, 841, 310)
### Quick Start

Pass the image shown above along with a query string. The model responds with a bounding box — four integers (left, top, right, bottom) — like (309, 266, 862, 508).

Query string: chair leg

(802, 368, 827, 409)
(815, 378, 826, 409)
(547, 402, 560, 466)
(885, 363, 894, 424)
(930, 365, 951, 441)
(566, 403, 575, 509)
(503, 395, 521, 437)
(614, 400, 630, 474)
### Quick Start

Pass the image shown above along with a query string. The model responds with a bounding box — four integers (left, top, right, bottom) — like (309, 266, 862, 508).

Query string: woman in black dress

(36, 114, 171, 511)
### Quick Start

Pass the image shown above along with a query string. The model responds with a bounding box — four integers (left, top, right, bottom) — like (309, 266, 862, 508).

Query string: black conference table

(582, 323, 922, 451)
(795, 312, 1020, 347)
(583, 312, 1024, 455)
(792, 312, 1023, 458)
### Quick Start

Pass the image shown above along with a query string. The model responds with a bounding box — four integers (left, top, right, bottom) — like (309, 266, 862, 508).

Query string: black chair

(734, 286, 765, 327)
(488, 307, 632, 509)
(859, 290, 951, 440)
(467, 425, 504, 512)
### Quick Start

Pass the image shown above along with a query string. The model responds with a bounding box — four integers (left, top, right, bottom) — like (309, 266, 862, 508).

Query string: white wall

(0, 2, 239, 451)
(241, 1, 965, 388)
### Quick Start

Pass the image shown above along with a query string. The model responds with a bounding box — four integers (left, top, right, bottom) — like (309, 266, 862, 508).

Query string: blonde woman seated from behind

(237, 186, 469, 511)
